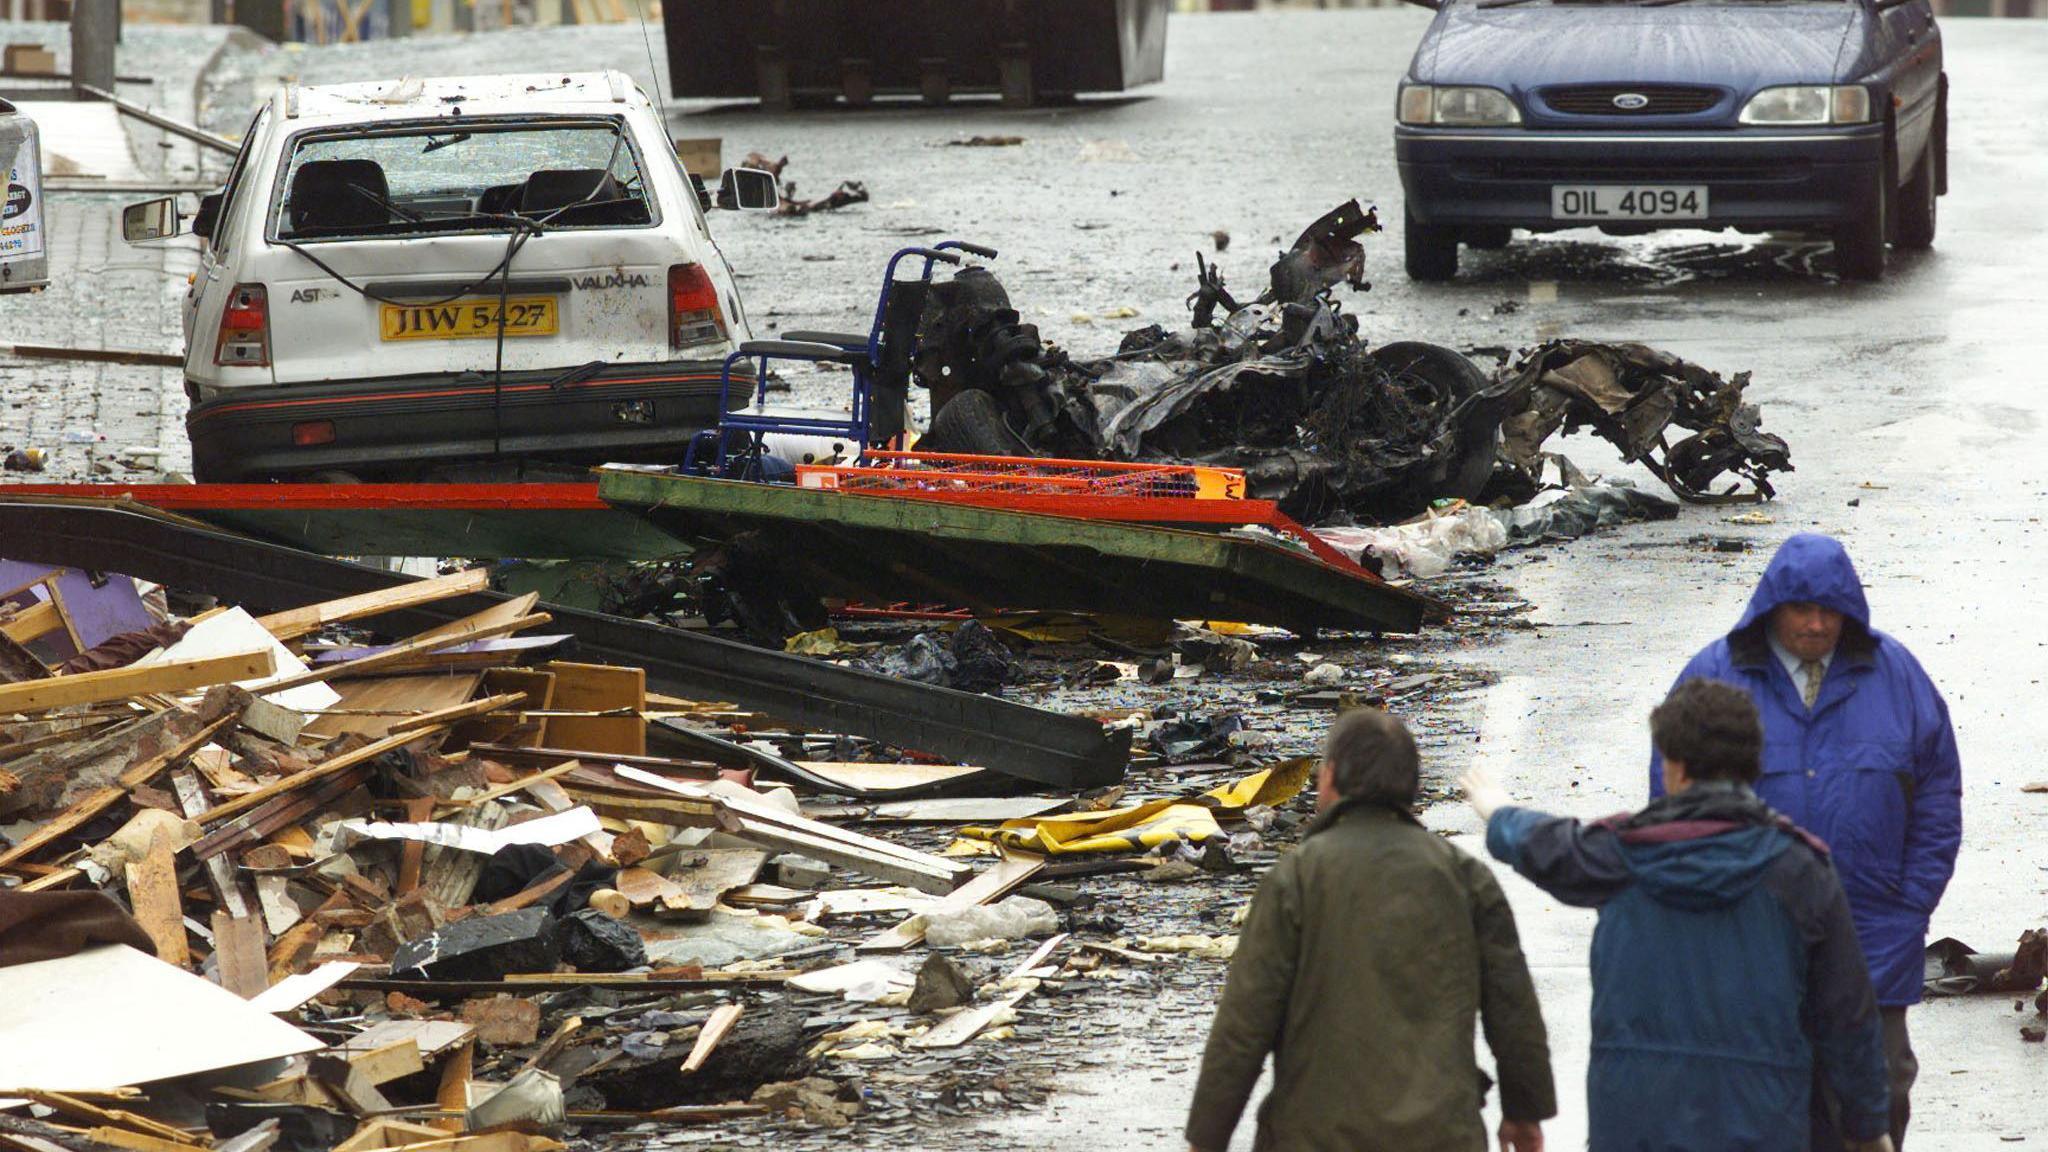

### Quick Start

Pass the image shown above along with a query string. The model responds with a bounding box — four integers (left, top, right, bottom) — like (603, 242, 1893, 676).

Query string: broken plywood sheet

(614, 848, 764, 919)
(541, 661, 644, 756)
(612, 866, 689, 911)
(795, 761, 990, 794)
(454, 667, 554, 749)
(662, 848, 766, 916)
(304, 672, 482, 741)
(0, 944, 321, 1092)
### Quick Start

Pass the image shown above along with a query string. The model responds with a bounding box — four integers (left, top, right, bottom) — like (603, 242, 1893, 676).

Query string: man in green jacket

(1185, 709, 1556, 1152)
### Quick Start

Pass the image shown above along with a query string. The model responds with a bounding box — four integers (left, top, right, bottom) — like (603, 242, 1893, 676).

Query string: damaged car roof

(279, 71, 651, 123)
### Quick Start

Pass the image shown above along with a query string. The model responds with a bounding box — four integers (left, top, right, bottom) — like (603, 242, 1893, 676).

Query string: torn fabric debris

(959, 759, 1310, 855)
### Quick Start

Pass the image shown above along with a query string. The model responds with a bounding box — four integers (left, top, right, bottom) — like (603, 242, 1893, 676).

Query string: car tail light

(292, 420, 335, 447)
(215, 283, 270, 367)
(669, 263, 728, 350)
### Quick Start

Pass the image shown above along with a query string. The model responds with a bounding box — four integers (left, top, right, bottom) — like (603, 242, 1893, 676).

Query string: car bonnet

(1418, 1, 1862, 96)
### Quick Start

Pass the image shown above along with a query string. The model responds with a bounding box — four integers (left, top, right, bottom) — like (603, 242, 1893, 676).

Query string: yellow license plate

(380, 296, 558, 341)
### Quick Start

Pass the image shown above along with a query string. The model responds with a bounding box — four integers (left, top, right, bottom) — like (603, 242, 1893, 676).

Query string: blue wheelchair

(684, 240, 999, 479)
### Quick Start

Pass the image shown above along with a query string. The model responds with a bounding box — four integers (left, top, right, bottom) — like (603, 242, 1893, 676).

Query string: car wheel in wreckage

(918, 388, 1036, 457)
(1363, 341, 1502, 505)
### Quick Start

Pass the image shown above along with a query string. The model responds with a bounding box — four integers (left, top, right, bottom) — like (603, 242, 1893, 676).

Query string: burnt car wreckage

(909, 201, 1792, 523)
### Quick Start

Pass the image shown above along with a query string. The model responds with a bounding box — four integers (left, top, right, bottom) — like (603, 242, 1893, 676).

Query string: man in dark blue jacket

(1471, 679, 1892, 1152)
(1654, 533, 1961, 1148)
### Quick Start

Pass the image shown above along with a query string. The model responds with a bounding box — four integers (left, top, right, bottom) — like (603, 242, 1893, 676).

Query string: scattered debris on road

(1927, 929, 2048, 1045)
(0, 476, 1517, 1145)
(743, 150, 871, 218)
(1925, 930, 2048, 998)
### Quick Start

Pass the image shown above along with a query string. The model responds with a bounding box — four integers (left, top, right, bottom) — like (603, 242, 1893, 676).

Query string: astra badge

(1612, 92, 1651, 111)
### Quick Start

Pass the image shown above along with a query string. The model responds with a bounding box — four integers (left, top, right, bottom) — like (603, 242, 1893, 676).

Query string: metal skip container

(666, 0, 1169, 107)
(0, 98, 48, 294)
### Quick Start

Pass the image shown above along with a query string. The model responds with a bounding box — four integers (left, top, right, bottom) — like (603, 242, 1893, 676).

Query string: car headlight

(1399, 85, 1522, 127)
(1739, 85, 1872, 126)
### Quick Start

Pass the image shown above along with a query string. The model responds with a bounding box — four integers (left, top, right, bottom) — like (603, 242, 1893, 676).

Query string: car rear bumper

(1395, 126, 1885, 232)
(186, 360, 749, 481)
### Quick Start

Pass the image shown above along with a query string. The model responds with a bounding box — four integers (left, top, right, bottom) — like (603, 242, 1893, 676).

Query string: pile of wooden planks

(0, 562, 1084, 1150)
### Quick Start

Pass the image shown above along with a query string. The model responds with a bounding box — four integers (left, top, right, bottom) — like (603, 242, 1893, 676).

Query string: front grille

(1453, 159, 1812, 184)
(1542, 84, 1723, 117)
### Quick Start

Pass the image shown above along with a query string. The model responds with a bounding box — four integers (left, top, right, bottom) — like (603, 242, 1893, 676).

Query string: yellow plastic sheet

(784, 627, 858, 656)
(960, 758, 1311, 855)
(979, 612, 1177, 648)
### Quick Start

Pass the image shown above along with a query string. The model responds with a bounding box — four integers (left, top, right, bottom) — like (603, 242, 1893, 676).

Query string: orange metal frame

(0, 475, 1367, 577)
(798, 450, 1246, 501)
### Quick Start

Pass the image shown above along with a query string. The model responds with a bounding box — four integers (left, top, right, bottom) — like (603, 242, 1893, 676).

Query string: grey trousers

(1882, 1007, 1917, 1148)
(1813, 1006, 1916, 1150)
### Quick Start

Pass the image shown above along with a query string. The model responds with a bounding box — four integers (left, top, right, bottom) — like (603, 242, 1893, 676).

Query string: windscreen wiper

(421, 132, 472, 154)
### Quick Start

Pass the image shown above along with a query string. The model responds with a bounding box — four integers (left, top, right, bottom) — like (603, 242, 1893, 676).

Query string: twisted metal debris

(911, 201, 1792, 523)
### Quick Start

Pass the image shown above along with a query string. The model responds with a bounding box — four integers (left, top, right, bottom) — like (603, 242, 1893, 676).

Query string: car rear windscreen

(273, 119, 654, 241)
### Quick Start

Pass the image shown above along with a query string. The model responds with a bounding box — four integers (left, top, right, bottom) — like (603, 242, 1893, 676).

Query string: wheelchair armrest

(781, 329, 871, 350)
(737, 339, 867, 364)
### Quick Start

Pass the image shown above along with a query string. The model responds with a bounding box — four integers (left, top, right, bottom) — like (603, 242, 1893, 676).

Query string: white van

(124, 71, 776, 481)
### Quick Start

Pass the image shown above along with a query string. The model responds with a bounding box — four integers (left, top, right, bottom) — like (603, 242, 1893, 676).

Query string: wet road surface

(6, 8, 2048, 1148)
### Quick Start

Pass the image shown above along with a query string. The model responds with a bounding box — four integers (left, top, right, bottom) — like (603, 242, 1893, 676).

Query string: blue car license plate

(1551, 185, 1708, 221)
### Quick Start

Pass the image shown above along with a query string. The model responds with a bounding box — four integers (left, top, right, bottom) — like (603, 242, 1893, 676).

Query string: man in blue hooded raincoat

(1654, 533, 1962, 1149)
(1472, 679, 1892, 1151)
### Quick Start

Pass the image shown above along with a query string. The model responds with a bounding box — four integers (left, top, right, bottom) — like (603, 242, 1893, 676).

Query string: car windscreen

(273, 118, 653, 241)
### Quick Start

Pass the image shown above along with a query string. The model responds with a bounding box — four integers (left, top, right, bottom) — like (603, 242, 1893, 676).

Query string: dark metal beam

(0, 500, 1130, 789)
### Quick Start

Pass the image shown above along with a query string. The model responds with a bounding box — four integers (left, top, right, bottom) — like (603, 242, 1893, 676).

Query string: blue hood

(1732, 532, 1872, 634)
(1420, 2, 1863, 108)
(1624, 825, 1789, 911)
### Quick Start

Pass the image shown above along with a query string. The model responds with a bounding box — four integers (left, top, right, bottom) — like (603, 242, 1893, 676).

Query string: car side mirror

(121, 195, 182, 243)
(717, 167, 780, 212)
(191, 191, 223, 241)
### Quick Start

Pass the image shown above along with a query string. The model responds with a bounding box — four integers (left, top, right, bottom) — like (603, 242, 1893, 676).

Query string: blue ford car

(1394, 0, 1945, 281)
